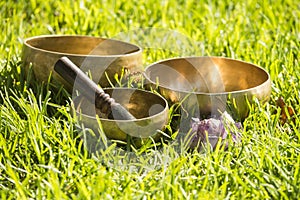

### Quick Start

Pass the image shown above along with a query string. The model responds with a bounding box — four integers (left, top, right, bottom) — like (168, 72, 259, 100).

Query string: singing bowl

(144, 56, 271, 120)
(22, 35, 142, 90)
(73, 88, 169, 147)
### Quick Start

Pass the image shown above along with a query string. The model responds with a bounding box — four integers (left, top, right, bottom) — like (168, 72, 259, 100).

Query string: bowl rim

(73, 88, 169, 122)
(23, 34, 143, 57)
(144, 56, 271, 96)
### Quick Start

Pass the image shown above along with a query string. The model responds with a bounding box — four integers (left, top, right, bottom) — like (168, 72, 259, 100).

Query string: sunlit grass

(0, 0, 299, 199)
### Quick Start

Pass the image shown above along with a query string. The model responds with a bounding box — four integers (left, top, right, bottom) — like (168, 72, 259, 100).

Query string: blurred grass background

(0, 0, 299, 199)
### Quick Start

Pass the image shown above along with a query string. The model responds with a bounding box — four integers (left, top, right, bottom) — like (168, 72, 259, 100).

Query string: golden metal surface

(22, 35, 143, 90)
(73, 88, 169, 147)
(144, 56, 271, 120)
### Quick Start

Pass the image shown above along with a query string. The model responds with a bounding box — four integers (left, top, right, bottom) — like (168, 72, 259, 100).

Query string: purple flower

(188, 112, 242, 151)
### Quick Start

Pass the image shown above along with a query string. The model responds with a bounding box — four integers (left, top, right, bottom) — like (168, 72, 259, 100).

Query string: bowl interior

(75, 88, 168, 120)
(25, 35, 141, 56)
(145, 57, 269, 94)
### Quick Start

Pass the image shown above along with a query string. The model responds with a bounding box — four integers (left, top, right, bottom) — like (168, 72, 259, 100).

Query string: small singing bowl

(144, 56, 271, 120)
(22, 35, 142, 90)
(73, 88, 169, 147)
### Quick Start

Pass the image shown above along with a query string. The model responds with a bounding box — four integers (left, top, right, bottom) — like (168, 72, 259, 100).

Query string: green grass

(1, 0, 300, 199)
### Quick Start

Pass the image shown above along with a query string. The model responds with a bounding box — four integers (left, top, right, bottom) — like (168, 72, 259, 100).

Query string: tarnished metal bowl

(73, 88, 169, 148)
(22, 35, 142, 90)
(144, 56, 271, 120)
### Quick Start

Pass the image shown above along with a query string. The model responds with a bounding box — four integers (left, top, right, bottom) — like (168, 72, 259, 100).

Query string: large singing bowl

(144, 56, 271, 120)
(73, 88, 169, 149)
(22, 35, 142, 90)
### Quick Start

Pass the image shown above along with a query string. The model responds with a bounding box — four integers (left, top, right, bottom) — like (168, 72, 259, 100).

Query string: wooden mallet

(54, 56, 136, 120)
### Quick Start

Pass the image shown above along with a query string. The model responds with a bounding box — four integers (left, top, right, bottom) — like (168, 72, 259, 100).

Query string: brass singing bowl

(144, 56, 271, 120)
(73, 88, 169, 147)
(22, 35, 142, 90)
